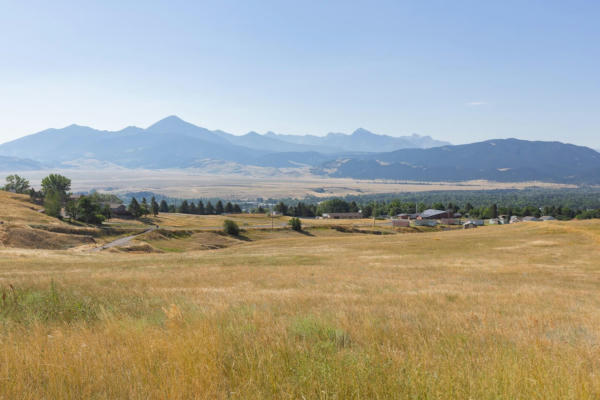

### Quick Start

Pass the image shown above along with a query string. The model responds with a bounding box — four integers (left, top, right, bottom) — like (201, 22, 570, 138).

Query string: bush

(288, 217, 302, 231)
(223, 220, 240, 236)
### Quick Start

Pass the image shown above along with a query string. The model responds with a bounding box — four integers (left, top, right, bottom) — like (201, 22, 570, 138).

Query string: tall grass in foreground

(1, 220, 600, 398)
(1, 292, 598, 398)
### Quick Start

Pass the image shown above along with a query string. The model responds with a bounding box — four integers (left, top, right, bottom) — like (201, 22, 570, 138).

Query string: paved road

(89, 226, 157, 252)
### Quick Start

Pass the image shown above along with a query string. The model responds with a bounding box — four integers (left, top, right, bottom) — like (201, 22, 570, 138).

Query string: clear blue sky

(1, 0, 598, 147)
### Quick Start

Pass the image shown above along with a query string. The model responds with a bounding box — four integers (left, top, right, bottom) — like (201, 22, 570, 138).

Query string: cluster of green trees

(1, 174, 30, 194)
(127, 197, 160, 218)
(65, 195, 111, 224)
(273, 201, 319, 217)
(158, 199, 242, 215)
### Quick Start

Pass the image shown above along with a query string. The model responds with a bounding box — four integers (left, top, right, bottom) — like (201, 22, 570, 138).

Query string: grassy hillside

(0, 190, 56, 224)
(0, 218, 599, 398)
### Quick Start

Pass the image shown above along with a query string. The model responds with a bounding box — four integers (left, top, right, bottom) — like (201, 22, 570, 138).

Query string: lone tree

(223, 219, 240, 236)
(197, 200, 205, 215)
(140, 198, 149, 216)
(206, 201, 215, 215)
(288, 217, 302, 232)
(128, 198, 142, 218)
(3, 175, 30, 194)
(151, 197, 159, 216)
(41, 174, 71, 202)
(216, 200, 224, 215)
(159, 200, 169, 213)
(179, 200, 190, 214)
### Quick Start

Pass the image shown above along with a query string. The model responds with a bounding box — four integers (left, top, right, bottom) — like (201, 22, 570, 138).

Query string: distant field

(6, 168, 577, 199)
(1, 191, 599, 398)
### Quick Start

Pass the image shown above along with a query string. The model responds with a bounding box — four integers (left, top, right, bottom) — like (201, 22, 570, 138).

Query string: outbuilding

(321, 212, 363, 219)
(391, 219, 410, 227)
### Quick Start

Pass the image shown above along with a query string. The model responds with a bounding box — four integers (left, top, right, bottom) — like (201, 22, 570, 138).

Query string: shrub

(288, 217, 302, 231)
(223, 220, 240, 236)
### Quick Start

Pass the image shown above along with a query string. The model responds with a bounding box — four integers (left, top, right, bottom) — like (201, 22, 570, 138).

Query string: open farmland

(1, 192, 600, 398)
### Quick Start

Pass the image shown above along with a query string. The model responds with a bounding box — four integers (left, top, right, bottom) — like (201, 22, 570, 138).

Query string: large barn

(417, 209, 454, 220)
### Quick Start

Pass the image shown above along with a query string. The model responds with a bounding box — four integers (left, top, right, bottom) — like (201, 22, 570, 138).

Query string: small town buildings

(109, 204, 129, 217)
(463, 221, 478, 229)
(321, 212, 363, 219)
(488, 218, 502, 225)
(510, 216, 521, 224)
(540, 216, 556, 221)
(418, 209, 453, 220)
(522, 216, 540, 222)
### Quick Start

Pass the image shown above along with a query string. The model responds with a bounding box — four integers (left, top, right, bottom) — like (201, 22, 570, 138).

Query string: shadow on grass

(234, 233, 252, 241)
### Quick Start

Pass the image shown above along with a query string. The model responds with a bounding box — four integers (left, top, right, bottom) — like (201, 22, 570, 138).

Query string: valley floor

(3, 168, 576, 199)
(1, 215, 599, 398)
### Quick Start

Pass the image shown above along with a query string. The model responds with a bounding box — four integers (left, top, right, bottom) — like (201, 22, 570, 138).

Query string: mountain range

(0, 116, 598, 183)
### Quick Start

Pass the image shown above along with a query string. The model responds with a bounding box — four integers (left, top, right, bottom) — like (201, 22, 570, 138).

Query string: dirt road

(89, 226, 157, 252)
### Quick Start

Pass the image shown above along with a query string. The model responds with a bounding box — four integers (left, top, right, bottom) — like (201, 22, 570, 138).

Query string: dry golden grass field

(1, 191, 600, 398)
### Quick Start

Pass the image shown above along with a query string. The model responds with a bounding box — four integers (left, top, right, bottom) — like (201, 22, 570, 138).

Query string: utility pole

(372, 201, 376, 228)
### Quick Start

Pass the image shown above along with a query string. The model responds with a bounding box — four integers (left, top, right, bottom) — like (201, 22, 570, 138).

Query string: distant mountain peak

(352, 128, 375, 136)
(147, 115, 194, 131)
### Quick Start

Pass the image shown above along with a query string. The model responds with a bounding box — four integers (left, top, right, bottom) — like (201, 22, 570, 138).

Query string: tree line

(149, 199, 243, 215)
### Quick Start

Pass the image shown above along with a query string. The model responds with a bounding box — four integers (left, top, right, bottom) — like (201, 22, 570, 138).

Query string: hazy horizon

(1, 1, 598, 147)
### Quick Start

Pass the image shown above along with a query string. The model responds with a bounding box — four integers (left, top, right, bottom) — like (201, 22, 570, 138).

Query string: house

(108, 203, 130, 217)
(540, 216, 556, 221)
(397, 213, 419, 220)
(463, 221, 477, 229)
(391, 219, 410, 227)
(522, 216, 540, 222)
(413, 219, 438, 227)
(321, 212, 363, 219)
(417, 209, 453, 220)
(488, 218, 502, 225)
(509, 216, 521, 224)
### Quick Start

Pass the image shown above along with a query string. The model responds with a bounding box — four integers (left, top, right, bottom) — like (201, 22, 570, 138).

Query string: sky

(0, 0, 599, 147)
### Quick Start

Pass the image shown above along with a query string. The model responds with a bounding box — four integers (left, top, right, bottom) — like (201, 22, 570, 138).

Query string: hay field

(1, 214, 600, 398)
